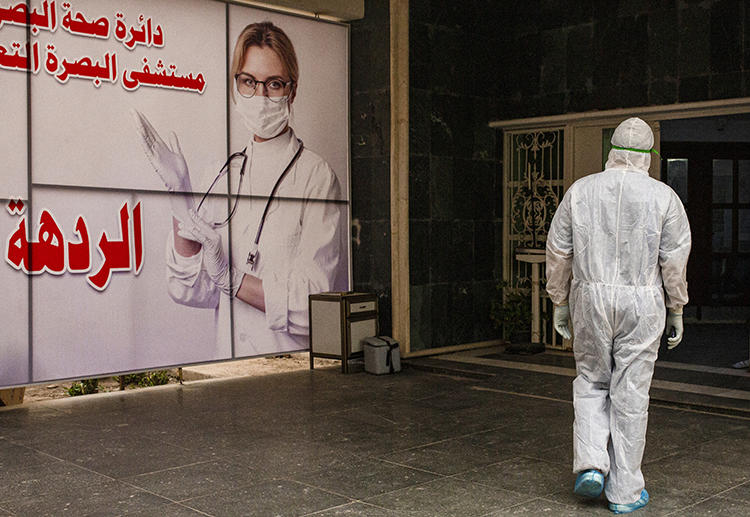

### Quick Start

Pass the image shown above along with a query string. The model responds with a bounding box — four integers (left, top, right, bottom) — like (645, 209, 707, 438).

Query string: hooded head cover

(605, 117, 656, 173)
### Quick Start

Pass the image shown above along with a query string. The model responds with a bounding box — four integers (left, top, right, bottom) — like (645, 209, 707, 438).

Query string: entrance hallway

(2, 360, 750, 516)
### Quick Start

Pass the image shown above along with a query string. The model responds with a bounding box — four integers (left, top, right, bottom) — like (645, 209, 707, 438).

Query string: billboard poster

(0, 0, 350, 387)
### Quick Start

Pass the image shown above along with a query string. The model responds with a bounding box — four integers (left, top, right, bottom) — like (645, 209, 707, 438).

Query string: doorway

(660, 114, 750, 368)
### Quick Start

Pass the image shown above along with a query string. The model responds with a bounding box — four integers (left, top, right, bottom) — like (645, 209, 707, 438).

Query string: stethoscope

(196, 138, 304, 268)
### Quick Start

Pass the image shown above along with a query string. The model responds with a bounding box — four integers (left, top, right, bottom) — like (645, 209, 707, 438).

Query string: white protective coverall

(546, 117, 691, 504)
(166, 128, 347, 357)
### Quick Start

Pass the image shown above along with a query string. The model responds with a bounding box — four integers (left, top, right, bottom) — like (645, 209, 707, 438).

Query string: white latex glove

(177, 209, 243, 296)
(666, 310, 683, 349)
(132, 109, 194, 223)
(553, 304, 571, 340)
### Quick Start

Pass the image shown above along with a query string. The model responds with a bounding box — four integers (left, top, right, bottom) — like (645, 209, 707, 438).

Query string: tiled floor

(1, 358, 749, 516)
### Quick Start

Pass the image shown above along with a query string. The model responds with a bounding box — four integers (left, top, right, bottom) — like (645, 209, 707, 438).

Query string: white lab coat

(165, 129, 347, 357)
(546, 119, 691, 505)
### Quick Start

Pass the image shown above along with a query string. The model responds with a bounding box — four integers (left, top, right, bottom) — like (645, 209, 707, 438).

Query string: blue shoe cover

(574, 469, 604, 498)
(609, 489, 649, 514)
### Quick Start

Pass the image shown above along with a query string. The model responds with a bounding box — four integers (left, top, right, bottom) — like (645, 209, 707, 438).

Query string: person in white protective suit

(546, 117, 691, 514)
(134, 22, 347, 356)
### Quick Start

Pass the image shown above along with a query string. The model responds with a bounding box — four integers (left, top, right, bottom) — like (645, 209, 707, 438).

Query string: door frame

(489, 97, 750, 349)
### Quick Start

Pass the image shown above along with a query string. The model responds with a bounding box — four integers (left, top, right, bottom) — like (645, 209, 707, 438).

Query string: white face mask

(234, 94, 290, 139)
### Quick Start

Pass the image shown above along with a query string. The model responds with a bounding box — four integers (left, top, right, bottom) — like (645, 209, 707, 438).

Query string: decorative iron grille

(503, 128, 565, 346)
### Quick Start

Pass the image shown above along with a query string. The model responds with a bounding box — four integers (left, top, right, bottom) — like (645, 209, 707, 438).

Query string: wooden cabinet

(309, 292, 378, 373)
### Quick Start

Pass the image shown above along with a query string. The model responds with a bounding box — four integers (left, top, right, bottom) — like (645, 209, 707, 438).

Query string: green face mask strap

(611, 144, 661, 157)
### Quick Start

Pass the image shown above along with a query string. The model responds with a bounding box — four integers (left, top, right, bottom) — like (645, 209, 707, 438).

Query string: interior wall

(408, 1, 503, 351)
(407, 0, 750, 351)
(350, 0, 393, 335)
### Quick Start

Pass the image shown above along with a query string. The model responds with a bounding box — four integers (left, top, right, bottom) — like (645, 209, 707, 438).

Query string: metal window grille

(503, 128, 565, 346)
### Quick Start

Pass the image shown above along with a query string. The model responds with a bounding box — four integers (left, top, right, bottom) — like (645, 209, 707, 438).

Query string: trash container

(363, 336, 401, 375)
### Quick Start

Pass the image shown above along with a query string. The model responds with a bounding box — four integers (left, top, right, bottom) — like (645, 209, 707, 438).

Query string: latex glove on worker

(132, 109, 194, 223)
(177, 209, 244, 297)
(665, 310, 683, 349)
(553, 303, 571, 340)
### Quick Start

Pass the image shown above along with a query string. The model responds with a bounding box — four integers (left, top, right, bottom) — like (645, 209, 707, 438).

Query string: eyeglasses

(196, 149, 247, 228)
(234, 73, 293, 102)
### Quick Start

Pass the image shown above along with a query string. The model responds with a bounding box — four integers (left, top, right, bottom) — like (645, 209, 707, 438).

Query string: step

(406, 350, 750, 417)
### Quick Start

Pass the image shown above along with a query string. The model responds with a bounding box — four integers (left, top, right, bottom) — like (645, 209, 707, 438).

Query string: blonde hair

(230, 22, 299, 102)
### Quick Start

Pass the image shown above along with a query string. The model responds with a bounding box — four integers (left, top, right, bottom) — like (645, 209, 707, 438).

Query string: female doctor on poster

(134, 21, 347, 356)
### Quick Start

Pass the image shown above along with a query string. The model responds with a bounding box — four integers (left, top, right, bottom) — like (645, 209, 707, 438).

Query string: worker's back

(566, 168, 679, 288)
(546, 116, 691, 312)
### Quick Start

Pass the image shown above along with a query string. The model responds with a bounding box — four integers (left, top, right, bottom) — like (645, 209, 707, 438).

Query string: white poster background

(0, 24, 29, 199)
(228, 5, 349, 201)
(0, 208, 29, 386)
(30, 188, 221, 382)
(30, 0, 226, 193)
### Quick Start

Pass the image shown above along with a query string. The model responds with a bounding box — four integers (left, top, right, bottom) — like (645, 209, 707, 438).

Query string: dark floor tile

(439, 407, 521, 436)
(368, 393, 506, 427)
(725, 424, 750, 441)
(722, 481, 750, 503)
(134, 421, 277, 458)
(216, 432, 374, 478)
(531, 443, 572, 466)
(124, 459, 259, 502)
(290, 457, 438, 500)
(678, 434, 750, 469)
(363, 477, 529, 517)
(449, 393, 572, 427)
(0, 409, 84, 441)
(486, 496, 611, 516)
(377, 412, 496, 447)
(286, 415, 451, 457)
(5, 418, 119, 445)
(326, 401, 494, 439)
(648, 406, 746, 438)
(461, 423, 571, 461)
(643, 456, 750, 495)
(547, 484, 707, 516)
(22, 430, 213, 479)
(0, 478, 169, 517)
(378, 434, 511, 475)
(0, 439, 61, 470)
(457, 456, 570, 497)
(306, 501, 402, 515)
(308, 400, 444, 429)
(680, 496, 750, 516)
(644, 425, 711, 463)
(333, 407, 420, 429)
(479, 370, 574, 402)
(118, 502, 210, 516)
(186, 478, 350, 517)
(414, 386, 496, 411)
(647, 408, 747, 456)
(0, 461, 111, 500)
